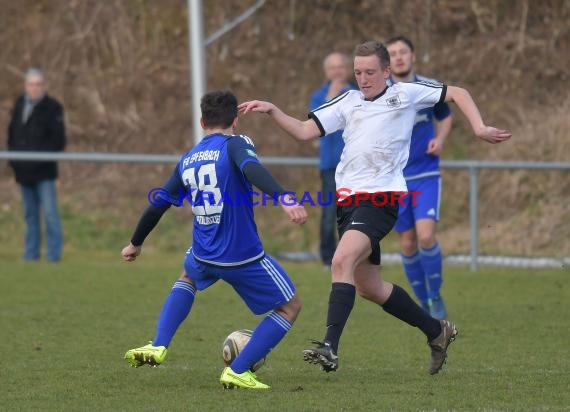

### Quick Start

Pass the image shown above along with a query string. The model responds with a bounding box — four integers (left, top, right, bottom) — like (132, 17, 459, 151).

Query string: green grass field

(1, 251, 569, 411)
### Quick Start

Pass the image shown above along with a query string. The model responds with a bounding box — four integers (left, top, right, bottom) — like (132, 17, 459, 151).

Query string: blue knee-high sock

(231, 312, 292, 374)
(419, 243, 443, 301)
(401, 252, 428, 304)
(152, 281, 196, 347)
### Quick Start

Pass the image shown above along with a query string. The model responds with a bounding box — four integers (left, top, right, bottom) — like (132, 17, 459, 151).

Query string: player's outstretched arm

(239, 100, 321, 141)
(445, 86, 512, 144)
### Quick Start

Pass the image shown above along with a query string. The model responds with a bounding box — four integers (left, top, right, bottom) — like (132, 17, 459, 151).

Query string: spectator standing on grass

(7, 68, 66, 262)
(310, 52, 358, 270)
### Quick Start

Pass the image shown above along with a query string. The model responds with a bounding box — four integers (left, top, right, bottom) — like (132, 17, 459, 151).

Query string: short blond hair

(354, 41, 390, 69)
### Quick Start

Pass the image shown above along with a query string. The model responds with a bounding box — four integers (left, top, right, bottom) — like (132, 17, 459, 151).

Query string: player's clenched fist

(426, 138, 444, 155)
(284, 204, 308, 225)
(279, 194, 308, 225)
(121, 243, 141, 262)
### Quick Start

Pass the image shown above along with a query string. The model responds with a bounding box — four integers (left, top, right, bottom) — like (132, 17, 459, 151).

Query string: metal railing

(438, 160, 570, 270)
(1, 151, 569, 271)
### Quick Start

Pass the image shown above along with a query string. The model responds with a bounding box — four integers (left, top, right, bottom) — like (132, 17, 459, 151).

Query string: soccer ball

(222, 329, 266, 372)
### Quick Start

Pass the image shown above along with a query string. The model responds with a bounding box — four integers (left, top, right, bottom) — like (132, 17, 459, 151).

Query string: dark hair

(385, 35, 415, 52)
(200, 90, 238, 128)
(354, 41, 390, 69)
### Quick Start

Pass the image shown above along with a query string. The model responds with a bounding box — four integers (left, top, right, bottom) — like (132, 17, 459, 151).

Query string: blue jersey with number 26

(162, 133, 264, 267)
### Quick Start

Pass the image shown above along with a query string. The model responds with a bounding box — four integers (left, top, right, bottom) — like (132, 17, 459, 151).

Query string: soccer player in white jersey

(239, 41, 511, 374)
(386, 35, 453, 320)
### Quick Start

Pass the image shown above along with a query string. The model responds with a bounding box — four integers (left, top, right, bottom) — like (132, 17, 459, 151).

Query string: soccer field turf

(1, 252, 568, 411)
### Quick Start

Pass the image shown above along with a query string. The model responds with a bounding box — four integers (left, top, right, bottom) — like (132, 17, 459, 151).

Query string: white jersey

(309, 82, 446, 194)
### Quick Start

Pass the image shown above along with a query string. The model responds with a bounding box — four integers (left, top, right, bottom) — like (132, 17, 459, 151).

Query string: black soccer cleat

(428, 320, 458, 375)
(302, 340, 338, 372)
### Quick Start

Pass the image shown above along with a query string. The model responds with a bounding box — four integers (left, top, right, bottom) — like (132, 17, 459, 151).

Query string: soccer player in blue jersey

(240, 41, 510, 374)
(121, 90, 307, 389)
(386, 36, 452, 319)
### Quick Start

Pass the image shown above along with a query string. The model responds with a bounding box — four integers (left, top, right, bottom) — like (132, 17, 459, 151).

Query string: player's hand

(238, 100, 276, 115)
(279, 194, 308, 225)
(121, 243, 141, 262)
(475, 126, 512, 144)
(426, 138, 444, 155)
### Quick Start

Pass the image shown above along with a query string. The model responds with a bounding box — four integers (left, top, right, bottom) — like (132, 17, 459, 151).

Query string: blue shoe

(420, 301, 430, 313)
(429, 297, 447, 320)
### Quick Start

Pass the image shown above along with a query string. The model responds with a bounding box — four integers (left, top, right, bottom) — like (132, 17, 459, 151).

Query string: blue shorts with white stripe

(184, 253, 296, 315)
(394, 176, 441, 233)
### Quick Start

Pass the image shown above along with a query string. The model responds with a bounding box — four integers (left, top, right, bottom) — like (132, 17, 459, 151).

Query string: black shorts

(337, 193, 399, 265)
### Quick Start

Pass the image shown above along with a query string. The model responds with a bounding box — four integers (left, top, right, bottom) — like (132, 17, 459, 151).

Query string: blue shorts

(183, 251, 296, 315)
(394, 176, 441, 233)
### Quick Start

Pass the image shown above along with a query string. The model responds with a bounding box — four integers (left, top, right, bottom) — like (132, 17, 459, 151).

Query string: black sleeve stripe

(311, 90, 350, 113)
(414, 80, 444, 89)
(415, 79, 443, 86)
(415, 75, 443, 84)
(438, 84, 447, 104)
(308, 112, 326, 137)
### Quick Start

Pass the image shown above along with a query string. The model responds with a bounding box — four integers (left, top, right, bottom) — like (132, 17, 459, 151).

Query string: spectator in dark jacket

(7, 68, 66, 262)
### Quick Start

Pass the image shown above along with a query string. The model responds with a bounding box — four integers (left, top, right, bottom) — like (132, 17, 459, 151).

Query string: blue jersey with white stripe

(387, 75, 451, 180)
(162, 133, 264, 266)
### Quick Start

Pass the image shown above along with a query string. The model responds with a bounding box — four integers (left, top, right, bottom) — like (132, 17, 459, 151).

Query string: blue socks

(402, 242, 444, 304)
(151, 280, 294, 371)
(401, 252, 428, 304)
(230, 311, 292, 374)
(419, 243, 443, 301)
(153, 281, 196, 347)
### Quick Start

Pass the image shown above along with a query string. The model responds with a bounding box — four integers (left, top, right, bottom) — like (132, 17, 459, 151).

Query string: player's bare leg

(303, 230, 370, 372)
(330, 229, 374, 283)
(177, 271, 194, 283)
(354, 263, 457, 374)
(400, 227, 418, 255)
(415, 219, 437, 250)
(353, 262, 392, 304)
(275, 294, 302, 323)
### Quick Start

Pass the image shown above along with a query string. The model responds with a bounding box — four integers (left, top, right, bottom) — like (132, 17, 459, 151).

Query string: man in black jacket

(7, 68, 66, 262)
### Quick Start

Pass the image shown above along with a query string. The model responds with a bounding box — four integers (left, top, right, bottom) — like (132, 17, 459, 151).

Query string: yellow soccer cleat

(124, 342, 168, 367)
(219, 367, 270, 389)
